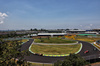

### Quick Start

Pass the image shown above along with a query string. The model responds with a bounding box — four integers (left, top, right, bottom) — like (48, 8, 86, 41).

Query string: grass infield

(76, 36, 100, 43)
(30, 44, 81, 55)
(30, 62, 53, 66)
(34, 37, 76, 44)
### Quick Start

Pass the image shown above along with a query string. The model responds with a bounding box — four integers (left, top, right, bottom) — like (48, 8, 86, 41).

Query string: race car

(84, 50, 89, 54)
(93, 48, 97, 51)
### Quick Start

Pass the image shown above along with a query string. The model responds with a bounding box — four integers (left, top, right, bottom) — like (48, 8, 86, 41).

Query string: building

(47, 29, 63, 33)
(77, 34, 96, 36)
(66, 29, 86, 33)
(85, 31, 99, 34)
(38, 33, 67, 37)
(92, 29, 100, 32)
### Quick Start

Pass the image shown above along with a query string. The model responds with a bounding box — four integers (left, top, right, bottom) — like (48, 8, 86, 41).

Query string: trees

(54, 54, 89, 66)
(33, 28, 38, 31)
(0, 39, 31, 66)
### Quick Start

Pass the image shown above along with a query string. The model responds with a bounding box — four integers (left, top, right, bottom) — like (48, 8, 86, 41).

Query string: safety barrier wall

(93, 42, 100, 50)
(33, 41, 79, 45)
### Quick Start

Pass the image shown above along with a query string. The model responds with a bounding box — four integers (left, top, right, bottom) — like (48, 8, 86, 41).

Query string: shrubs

(54, 54, 89, 66)
(34, 37, 76, 43)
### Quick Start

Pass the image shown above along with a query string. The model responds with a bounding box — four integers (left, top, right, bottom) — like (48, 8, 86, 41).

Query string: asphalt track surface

(21, 39, 100, 63)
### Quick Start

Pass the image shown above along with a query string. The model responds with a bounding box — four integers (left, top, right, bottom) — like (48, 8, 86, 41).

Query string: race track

(21, 39, 100, 63)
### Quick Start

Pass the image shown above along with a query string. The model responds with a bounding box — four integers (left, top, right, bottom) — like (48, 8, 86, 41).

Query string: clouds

(79, 24, 95, 29)
(0, 0, 100, 30)
(0, 12, 8, 24)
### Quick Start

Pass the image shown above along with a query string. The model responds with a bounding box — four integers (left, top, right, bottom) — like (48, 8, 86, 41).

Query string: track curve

(21, 39, 100, 63)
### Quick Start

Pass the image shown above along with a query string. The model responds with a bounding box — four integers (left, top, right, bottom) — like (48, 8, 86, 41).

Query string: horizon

(0, 0, 100, 30)
(0, 27, 100, 31)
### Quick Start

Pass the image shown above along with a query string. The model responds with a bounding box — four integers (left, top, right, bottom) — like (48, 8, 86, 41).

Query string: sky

(0, 0, 100, 30)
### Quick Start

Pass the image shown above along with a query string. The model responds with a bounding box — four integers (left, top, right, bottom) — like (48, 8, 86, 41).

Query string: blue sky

(0, 0, 100, 30)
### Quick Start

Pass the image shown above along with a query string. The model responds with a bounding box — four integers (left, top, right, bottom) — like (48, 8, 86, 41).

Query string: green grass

(31, 44, 81, 55)
(30, 62, 53, 66)
(76, 36, 100, 43)
(21, 39, 28, 42)
(34, 37, 76, 44)
(18, 39, 28, 45)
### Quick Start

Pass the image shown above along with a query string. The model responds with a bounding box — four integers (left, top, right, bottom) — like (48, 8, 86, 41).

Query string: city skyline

(0, 0, 100, 30)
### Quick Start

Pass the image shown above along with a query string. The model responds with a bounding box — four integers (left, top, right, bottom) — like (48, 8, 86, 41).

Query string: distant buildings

(85, 31, 99, 34)
(38, 33, 67, 36)
(85, 29, 100, 34)
(65, 29, 86, 34)
(0, 28, 100, 36)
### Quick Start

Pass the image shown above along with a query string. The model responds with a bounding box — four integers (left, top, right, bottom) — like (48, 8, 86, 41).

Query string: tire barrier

(43, 54, 69, 57)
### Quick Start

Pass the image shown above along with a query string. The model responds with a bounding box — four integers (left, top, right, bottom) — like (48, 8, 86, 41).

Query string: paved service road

(21, 39, 100, 63)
